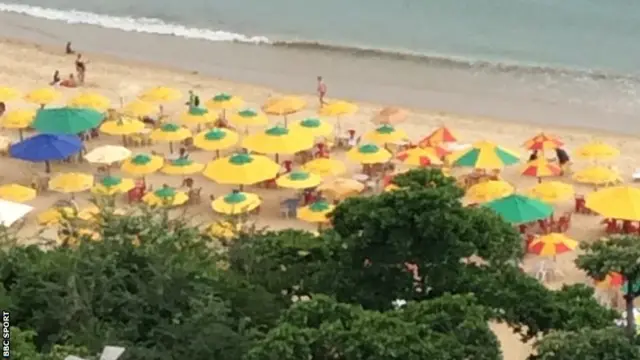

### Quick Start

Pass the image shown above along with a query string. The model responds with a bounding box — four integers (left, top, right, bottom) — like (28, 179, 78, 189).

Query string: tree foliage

(531, 327, 640, 360)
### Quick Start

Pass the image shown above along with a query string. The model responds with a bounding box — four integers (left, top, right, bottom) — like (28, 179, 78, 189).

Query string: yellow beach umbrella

(298, 200, 335, 223)
(100, 118, 146, 135)
(205, 221, 242, 240)
(68, 92, 111, 111)
(395, 147, 443, 167)
(276, 171, 322, 189)
(24, 87, 61, 106)
(0, 87, 20, 102)
(364, 125, 408, 145)
(229, 109, 269, 131)
(526, 181, 574, 203)
(302, 158, 347, 177)
(193, 128, 239, 155)
(122, 100, 156, 117)
(347, 143, 392, 164)
(289, 118, 334, 137)
(318, 100, 358, 117)
(528, 233, 578, 257)
(91, 176, 135, 195)
(37, 207, 76, 225)
(466, 180, 514, 203)
(139, 86, 181, 103)
(150, 123, 192, 153)
(205, 93, 244, 110)
(203, 153, 280, 186)
(180, 107, 214, 126)
(57, 227, 102, 246)
(572, 166, 620, 186)
(0, 184, 36, 202)
(586, 186, 640, 221)
(448, 141, 520, 169)
(1, 109, 36, 140)
(318, 178, 365, 199)
(242, 126, 314, 157)
(161, 158, 205, 175)
(574, 141, 620, 160)
(263, 96, 306, 119)
(121, 153, 164, 176)
(384, 184, 401, 192)
(143, 187, 189, 207)
(49, 173, 94, 195)
(212, 191, 261, 215)
(84, 145, 132, 164)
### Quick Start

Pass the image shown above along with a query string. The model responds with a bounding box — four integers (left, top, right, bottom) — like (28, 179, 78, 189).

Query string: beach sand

(1, 38, 636, 359)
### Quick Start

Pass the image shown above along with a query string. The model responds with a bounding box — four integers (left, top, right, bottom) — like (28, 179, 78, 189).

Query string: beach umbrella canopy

(100, 118, 146, 135)
(371, 106, 408, 125)
(483, 194, 553, 224)
(150, 123, 192, 142)
(347, 143, 392, 164)
(302, 158, 347, 177)
(205, 93, 244, 110)
(68, 92, 111, 111)
(10, 134, 82, 162)
(24, 87, 61, 105)
(521, 158, 562, 178)
(122, 100, 156, 117)
(396, 147, 443, 167)
(212, 191, 261, 215)
(0, 87, 20, 102)
(143, 187, 189, 207)
(84, 145, 132, 164)
(572, 166, 620, 185)
(121, 154, 164, 176)
(595, 272, 624, 289)
(466, 180, 514, 203)
(526, 181, 574, 203)
(204, 153, 280, 185)
(318, 178, 365, 199)
(318, 100, 358, 117)
(1, 109, 36, 129)
(243, 126, 314, 155)
(180, 107, 214, 125)
(91, 176, 135, 195)
(276, 171, 322, 189)
(528, 233, 578, 256)
(205, 221, 242, 240)
(0, 199, 33, 227)
(0, 184, 36, 203)
(161, 158, 205, 175)
(364, 125, 408, 145)
(448, 141, 520, 169)
(138, 86, 181, 103)
(229, 109, 269, 128)
(298, 200, 335, 223)
(289, 118, 333, 137)
(263, 96, 306, 116)
(574, 141, 620, 160)
(193, 128, 239, 151)
(32, 107, 104, 134)
(420, 126, 458, 146)
(586, 186, 640, 221)
(49, 172, 94, 194)
(523, 133, 563, 151)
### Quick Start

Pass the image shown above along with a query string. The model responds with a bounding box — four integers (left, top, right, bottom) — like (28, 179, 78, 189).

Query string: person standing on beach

(187, 90, 200, 109)
(75, 54, 87, 85)
(317, 76, 327, 107)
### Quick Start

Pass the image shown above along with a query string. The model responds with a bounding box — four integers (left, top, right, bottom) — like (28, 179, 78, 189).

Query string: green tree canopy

(531, 327, 640, 360)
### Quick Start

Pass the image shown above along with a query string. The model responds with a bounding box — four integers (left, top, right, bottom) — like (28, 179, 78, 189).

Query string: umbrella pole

(169, 142, 174, 154)
(18, 129, 23, 141)
(45, 161, 51, 174)
(284, 115, 288, 127)
(216, 150, 220, 159)
(239, 184, 244, 191)
(275, 154, 280, 163)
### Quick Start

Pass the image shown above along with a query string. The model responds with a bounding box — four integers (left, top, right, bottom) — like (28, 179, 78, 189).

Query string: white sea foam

(0, 3, 271, 44)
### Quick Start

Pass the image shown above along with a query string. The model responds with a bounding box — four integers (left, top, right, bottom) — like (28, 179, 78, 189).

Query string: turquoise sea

(1, 0, 639, 131)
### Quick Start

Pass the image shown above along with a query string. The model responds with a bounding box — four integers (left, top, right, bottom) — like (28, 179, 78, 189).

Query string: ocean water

(1, 0, 640, 132)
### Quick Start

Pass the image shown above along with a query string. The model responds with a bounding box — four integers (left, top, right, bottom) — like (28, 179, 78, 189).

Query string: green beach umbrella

(206, 93, 244, 110)
(483, 194, 553, 223)
(32, 107, 104, 134)
(450, 141, 520, 169)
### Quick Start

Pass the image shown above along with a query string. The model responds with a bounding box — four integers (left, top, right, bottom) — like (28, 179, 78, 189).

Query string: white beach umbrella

(0, 199, 33, 226)
(85, 145, 132, 164)
(64, 345, 126, 360)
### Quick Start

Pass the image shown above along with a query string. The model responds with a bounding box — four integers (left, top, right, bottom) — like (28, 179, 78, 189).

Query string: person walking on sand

(317, 76, 327, 107)
(186, 90, 200, 109)
(75, 54, 87, 85)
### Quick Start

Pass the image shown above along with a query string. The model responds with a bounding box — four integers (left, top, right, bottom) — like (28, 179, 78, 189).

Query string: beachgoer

(75, 54, 87, 84)
(556, 148, 570, 165)
(178, 147, 189, 159)
(528, 150, 538, 162)
(60, 74, 77, 88)
(0, 102, 5, 117)
(186, 90, 200, 109)
(317, 76, 327, 107)
(65, 42, 74, 55)
(50, 70, 61, 86)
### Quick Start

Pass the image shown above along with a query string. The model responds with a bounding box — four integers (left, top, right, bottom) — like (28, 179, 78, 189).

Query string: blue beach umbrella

(10, 134, 82, 173)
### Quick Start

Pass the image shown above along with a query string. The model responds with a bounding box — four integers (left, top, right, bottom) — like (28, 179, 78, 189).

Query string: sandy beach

(1, 37, 638, 359)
